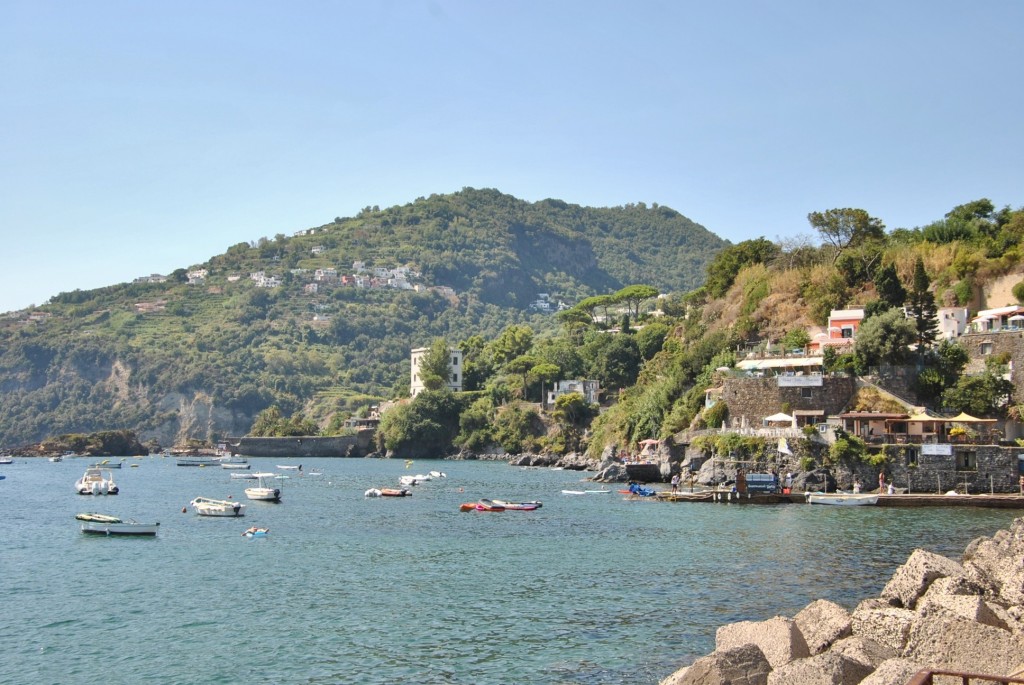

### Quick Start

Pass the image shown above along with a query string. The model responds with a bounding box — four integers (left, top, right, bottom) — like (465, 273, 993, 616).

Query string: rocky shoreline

(660, 517, 1024, 684)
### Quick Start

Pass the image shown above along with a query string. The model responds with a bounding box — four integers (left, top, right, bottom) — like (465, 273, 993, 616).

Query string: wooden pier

(649, 490, 1024, 508)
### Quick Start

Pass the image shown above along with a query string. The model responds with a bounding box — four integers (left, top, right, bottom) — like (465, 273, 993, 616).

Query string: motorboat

(806, 492, 879, 506)
(222, 462, 250, 470)
(190, 497, 246, 516)
(75, 468, 119, 495)
(380, 485, 411, 497)
(91, 459, 123, 469)
(399, 474, 432, 486)
(48, 455, 63, 462)
(276, 464, 302, 471)
(230, 472, 258, 480)
(77, 513, 159, 536)
(244, 473, 282, 502)
(490, 499, 542, 511)
(0, 456, 13, 465)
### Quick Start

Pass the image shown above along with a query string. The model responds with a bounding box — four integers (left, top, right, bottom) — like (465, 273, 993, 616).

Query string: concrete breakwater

(660, 517, 1024, 685)
(227, 432, 375, 458)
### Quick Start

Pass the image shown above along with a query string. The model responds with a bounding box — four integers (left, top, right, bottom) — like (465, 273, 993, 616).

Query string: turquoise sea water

(2, 456, 1019, 685)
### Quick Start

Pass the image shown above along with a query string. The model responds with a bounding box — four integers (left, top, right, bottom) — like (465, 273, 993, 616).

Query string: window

(981, 342, 994, 355)
(904, 448, 918, 467)
(801, 388, 813, 399)
(452, 356, 459, 366)
(956, 450, 977, 470)
(841, 326, 855, 339)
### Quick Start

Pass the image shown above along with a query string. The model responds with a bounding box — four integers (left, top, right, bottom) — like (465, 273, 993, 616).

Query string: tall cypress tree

(874, 263, 907, 308)
(908, 257, 938, 355)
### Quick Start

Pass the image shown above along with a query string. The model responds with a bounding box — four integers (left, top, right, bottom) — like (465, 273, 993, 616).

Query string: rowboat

(190, 497, 246, 516)
(77, 513, 159, 536)
(379, 488, 412, 497)
(806, 492, 879, 506)
(490, 499, 542, 511)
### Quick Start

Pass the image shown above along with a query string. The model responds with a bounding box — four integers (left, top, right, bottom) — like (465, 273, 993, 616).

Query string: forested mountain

(0, 189, 724, 447)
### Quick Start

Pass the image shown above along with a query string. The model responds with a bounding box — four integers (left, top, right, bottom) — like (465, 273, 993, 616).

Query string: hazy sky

(2, 1, 1022, 313)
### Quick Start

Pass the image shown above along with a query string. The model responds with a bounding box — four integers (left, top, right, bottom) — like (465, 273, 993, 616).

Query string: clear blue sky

(2, 1, 1022, 313)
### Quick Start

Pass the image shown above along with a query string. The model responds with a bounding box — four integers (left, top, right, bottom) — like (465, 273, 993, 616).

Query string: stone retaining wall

(229, 432, 374, 458)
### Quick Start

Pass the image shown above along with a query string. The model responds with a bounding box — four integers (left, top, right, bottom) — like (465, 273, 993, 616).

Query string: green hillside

(0, 189, 724, 447)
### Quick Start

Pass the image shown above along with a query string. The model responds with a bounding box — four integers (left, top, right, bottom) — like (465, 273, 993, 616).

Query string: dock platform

(648, 490, 1024, 508)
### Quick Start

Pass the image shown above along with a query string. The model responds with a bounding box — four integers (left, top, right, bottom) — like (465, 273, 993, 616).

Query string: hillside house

(971, 305, 1024, 333)
(410, 346, 463, 397)
(937, 307, 969, 339)
(546, 379, 601, 407)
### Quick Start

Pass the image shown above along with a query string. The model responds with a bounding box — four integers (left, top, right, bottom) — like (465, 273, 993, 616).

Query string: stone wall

(720, 375, 857, 427)
(883, 444, 1022, 494)
(229, 432, 374, 458)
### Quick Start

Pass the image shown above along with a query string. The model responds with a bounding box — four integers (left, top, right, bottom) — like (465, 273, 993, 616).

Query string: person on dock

(853, 478, 862, 494)
(785, 472, 793, 491)
(1019, 474, 1024, 495)
(878, 471, 886, 494)
(671, 473, 680, 492)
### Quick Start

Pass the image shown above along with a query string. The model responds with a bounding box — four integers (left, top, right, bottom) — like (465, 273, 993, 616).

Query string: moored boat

(806, 492, 879, 506)
(77, 513, 159, 536)
(221, 462, 250, 470)
(230, 472, 259, 480)
(380, 485, 411, 497)
(190, 497, 246, 516)
(244, 473, 282, 502)
(490, 499, 542, 511)
(276, 464, 302, 471)
(177, 457, 219, 467)
(75, 468, 119, 495)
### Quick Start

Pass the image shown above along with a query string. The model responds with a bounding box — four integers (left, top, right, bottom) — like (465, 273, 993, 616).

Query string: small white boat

(244, 473, 282, 502)
(0, 455, 13, 464)
(190, 497, 246, 517)
(91, 459, 123, 469)
(221, 462, 251, 470)
(399, 474, 432, 486)
(276, 464, 302, 471)
(75, 468, 119, 495)
(48, 455, 63, 462)
(806, 492, 879, 506)
(77, 513, 159, 536)
(230, 472, 258, 480)
(428, 470, 447, 478)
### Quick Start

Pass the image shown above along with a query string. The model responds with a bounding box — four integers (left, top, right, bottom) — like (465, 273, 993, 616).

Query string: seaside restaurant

(840, 411, 998, 445)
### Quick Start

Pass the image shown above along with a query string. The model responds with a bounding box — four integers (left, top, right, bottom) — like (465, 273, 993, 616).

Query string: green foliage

(703, 401, 728, 429)
(250, 406, 321, 437)
(873, 263, 907, 307)
(704, 238, 780, 299)
(829, 434, 867, 464)
(854, 308, 916, 367)
(418, 338, 454, 392)
(376, 390, 464, 456)
(491, 401, 543, 454)
(1013, 281, 1024, 303)
(807, 208, 885, 264)
(941, 371, 1015, 417)
(908, 257, 938, 352)
(780, 328, 811, 351)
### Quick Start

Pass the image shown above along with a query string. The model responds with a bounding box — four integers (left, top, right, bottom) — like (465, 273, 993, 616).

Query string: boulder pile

(660, 517, 1024, 685)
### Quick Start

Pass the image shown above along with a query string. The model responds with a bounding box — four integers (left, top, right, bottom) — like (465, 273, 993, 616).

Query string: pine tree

(908, 257, 938, 355)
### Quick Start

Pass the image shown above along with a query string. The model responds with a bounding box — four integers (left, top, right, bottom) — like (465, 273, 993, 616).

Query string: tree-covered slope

(0, 189, 723, 447)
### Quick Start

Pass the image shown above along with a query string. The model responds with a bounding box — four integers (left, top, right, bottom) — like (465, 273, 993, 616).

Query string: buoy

(181, 506, 187, 513)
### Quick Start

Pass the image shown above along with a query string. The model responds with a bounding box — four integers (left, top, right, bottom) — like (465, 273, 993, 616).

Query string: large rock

(716, 616, 810, 669)
(918, 593, 1010, 631)
(850, 607, 918, 654)
(963, 518, 1024, 605)
(661, 643, 771, 685)
(856, 659, 925, 685)
(794, 600, 852, 655)
(828, 635, 896, 670)
(903, 612, 1024, 675)
(765, 651, 874, 685)
(880, 549, 966, 609)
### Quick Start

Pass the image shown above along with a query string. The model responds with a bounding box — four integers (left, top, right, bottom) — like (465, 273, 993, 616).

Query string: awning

(763, 412, 794, 423)
(947, 412, 998, 423)
(736, 357, 824, 371)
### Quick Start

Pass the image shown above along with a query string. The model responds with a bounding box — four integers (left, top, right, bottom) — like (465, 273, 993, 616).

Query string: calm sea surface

(2, 456, 1019, 685)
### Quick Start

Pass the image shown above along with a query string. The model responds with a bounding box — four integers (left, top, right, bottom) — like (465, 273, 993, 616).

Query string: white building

(936, 307, 969, 339)
(410, 346, 463, 397)
(546, 379, 601, 406)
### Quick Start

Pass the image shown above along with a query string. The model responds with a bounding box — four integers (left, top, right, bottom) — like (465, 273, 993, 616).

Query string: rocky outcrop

(659, 517, 1024, 685)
